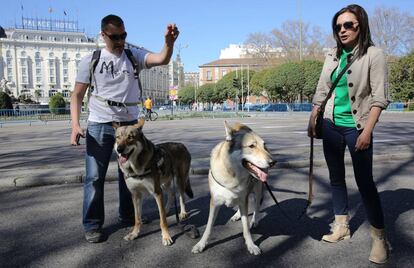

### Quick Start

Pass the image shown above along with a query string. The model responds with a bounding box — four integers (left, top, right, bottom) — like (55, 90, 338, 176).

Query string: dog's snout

(116, 144, 125, 154)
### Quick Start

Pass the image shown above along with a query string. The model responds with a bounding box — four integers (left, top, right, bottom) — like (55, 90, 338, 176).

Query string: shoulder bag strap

(319, 55, 357, 112)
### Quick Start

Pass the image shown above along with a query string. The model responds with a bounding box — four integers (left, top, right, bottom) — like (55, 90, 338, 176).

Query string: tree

(370, 7, 414, 56)
(178, 85, 196, 105)
(250, 69, 270, 97)
(34, 89, 42, 103)
(244, 21, 329, 63)
(197, 83, 216, 109)
(216, 70, 256, 105)
(264, 63, 304, 103)
(244, 32, 274, 60)
(270, 21, 327, 61)
(301, 60, 323, 101)
(389, 51, 414, 102)
(49, 93, 66, 114)
(0, 92, 13, 109)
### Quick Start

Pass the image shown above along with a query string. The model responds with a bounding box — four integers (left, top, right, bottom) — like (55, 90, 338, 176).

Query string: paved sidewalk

(0, 114, 413, 267)
(1, 113, 413, 188)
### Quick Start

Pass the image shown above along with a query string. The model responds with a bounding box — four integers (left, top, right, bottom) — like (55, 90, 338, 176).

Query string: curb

(6, 152, 412, 188)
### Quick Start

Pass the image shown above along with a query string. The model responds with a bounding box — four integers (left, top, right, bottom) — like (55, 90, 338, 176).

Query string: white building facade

(0, 18, 169, 106)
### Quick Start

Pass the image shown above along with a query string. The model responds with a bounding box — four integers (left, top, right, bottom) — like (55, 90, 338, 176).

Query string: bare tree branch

(370, 7, 414, 56)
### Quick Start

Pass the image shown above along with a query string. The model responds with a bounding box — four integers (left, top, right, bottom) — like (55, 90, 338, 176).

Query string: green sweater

(332, 48, 356, 127)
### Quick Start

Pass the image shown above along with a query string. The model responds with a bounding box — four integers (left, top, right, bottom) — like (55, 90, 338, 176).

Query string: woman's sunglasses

(103, 31, 127, 41)
(334, 21, 358, 32)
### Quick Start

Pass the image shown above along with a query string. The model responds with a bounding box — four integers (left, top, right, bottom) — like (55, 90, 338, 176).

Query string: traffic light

(233, 78, 239, 88)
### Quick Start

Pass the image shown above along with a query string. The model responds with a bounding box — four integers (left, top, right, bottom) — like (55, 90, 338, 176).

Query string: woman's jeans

(83, 121, 135, 231)
(322, 119, 384, 229)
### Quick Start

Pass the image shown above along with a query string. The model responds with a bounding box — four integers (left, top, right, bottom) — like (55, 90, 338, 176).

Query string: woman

(308, 4, 390, 264)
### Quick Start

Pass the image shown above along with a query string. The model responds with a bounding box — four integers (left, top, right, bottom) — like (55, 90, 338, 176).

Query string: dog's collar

(209, 170, 228, 188)
(129, 157, 164, 179)
(130, 169, 152, 179)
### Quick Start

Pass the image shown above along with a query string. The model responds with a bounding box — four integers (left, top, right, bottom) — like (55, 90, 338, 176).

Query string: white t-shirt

(76, 48, 149, 122)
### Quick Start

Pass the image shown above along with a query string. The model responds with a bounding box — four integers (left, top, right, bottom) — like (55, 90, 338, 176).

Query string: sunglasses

(103, 31, 127, 41)
(334, 21, 358, 32)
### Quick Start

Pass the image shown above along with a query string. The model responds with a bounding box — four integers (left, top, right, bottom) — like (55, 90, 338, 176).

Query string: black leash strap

(264, 138, 314, 222)
(264, 181, 297, 222)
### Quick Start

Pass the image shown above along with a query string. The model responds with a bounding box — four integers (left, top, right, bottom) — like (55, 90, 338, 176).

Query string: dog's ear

(134, 118, 145, 130)
(224, 120, 233, 141)
(112, 122, 121, 129)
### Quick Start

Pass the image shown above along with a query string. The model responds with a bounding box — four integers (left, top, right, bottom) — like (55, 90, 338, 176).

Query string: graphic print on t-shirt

(99, 61, 114, 78)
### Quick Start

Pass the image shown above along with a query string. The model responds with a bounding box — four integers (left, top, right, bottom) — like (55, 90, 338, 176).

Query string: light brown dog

(114, 118, 193, 246)
(192, 121, 275, 255)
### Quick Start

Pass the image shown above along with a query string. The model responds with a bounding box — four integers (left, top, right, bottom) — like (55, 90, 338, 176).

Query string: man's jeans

(83, 121, 135, 231)
(322, 119, 384, 229)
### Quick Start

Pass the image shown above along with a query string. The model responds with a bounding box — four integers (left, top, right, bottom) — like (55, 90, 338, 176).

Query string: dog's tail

(185, 180, 194, 199)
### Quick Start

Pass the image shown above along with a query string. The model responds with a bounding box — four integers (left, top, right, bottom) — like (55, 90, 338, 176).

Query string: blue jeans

(322, 119, 384, 229)
(83, 121, 136, 231)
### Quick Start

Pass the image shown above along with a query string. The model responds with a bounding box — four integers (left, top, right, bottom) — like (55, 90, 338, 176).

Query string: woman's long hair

(332, 4, 374, 59)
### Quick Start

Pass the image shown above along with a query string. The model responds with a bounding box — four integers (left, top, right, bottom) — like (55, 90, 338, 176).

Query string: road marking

(261, 125, 291, 129)
(374, 139, 397, 143)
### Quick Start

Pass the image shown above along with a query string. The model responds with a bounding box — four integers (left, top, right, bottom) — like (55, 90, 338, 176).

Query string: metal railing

(0, 102, 409, 126)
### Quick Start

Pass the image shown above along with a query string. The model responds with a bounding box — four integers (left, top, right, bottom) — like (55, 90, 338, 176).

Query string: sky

(1, 0, 413, 72)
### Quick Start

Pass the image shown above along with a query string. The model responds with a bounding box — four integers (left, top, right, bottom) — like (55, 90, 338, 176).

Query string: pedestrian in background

(70, 14, 179, 243)
(307, 4, 390, 264)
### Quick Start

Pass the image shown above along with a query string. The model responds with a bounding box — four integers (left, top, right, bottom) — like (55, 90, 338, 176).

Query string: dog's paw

(247, 242, 262, 255)
(123, 232, 139, 241)
(162, 235, 173, 246)
(179, 211, 189, 221)
(230, 210, 241, 222)
(192, 242, 206, 254)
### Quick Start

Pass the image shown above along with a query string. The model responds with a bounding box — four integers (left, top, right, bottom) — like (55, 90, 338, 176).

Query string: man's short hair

(101, 15, 124, 31)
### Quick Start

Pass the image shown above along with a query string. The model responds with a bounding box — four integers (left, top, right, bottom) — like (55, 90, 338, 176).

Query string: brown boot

(369, 226, 389, 264)
(322, 215, 351, 243)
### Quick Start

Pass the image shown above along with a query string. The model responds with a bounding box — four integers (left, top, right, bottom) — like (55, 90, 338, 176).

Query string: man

(70, 14, 178, 243)
(144, 96, 153, 117)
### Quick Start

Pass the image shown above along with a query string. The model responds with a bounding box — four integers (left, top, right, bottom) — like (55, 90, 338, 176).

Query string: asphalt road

(0, 112, 413, 267)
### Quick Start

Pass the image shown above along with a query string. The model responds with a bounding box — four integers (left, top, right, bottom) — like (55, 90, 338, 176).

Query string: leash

(172, 176, 200, 239)
(263, 181, 297, 222)
(264, 137, 314, 221)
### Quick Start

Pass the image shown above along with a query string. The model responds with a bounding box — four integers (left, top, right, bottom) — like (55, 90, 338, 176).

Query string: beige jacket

(312, 46, 390, 130)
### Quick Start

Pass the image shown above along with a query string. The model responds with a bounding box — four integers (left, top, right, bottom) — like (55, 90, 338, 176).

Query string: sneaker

(85, 229, 107, 243)
(118, 215, 151, 225)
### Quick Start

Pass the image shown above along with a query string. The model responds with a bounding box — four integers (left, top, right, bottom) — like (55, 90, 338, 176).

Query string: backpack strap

(89, 50, 101, 92)
(124, 48, 143, 103)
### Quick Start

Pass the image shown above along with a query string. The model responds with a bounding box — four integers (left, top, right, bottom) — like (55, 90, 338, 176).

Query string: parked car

(243, 103, 264, 111)
(261, 103, 288, 112)
(158, 105, 170, 110)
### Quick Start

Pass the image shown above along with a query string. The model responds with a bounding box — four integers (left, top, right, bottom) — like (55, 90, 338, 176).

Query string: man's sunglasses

(334, 21, 358, 32)
(103, 31, 127, 41)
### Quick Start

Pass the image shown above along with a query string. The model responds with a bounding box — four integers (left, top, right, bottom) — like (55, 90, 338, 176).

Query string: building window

(35, 52, 42, 84)
(62, 89, 71, 98)
(222, 69, 227, 77)
(35, 88, 44, 98)
(20, 89, 31, 98)
(20, 51, 28, 84)
(49, 52, 56, 84)
(63, 53, 69, 83)
(48, 89, 58, 97)
(6, 50, 13, 81)
(206, 70, 212, 81)
(75, 53, 81, 73)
